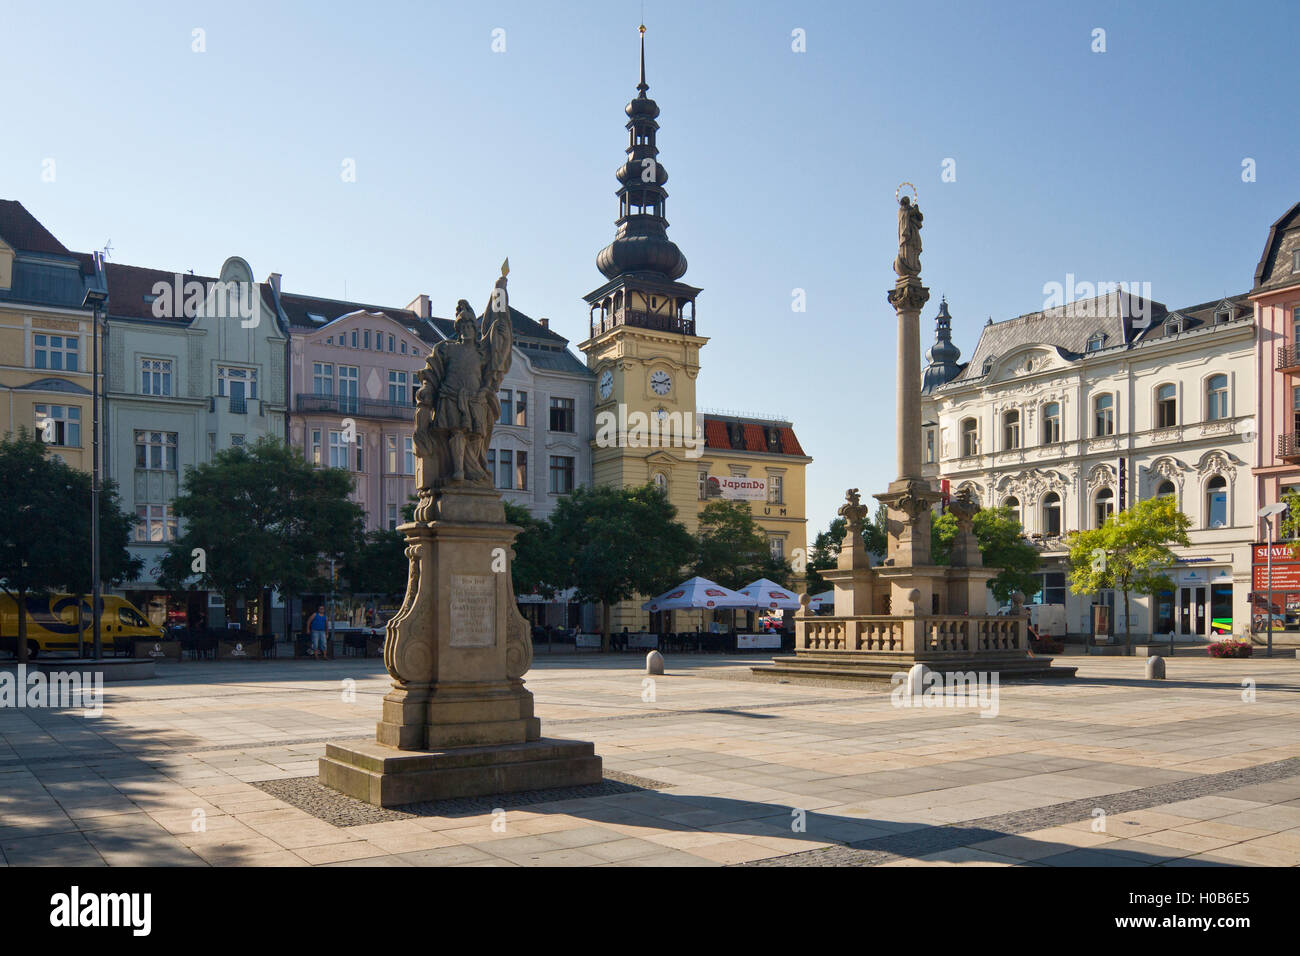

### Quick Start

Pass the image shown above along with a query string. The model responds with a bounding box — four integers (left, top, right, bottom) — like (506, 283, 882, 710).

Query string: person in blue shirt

(309, 605, 329, 661)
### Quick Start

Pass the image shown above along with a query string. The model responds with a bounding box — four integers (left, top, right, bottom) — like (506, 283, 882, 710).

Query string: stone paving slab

(1, 654, 1299, 866)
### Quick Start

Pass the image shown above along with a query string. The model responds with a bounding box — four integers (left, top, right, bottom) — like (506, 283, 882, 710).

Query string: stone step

(320, 737, 602, 807)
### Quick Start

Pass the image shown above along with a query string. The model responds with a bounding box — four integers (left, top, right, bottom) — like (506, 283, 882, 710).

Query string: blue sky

(4, 0, 1297, 539)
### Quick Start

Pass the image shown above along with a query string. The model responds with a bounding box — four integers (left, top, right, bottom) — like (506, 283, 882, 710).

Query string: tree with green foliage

(0, 430, 139, 661)
(159, 437, 365, 635)
(342, 529, 408, 601)
(1066, 495, 1190, 653)
(693, 500, 791, 589)
(804, 516, 847, 595)
(503, 500, 558, 602)
(804, 504, 889, 596)
(547, 483, 694, 651)
(1278, 489, 1300, 553)
(932, 505, 1041, 605)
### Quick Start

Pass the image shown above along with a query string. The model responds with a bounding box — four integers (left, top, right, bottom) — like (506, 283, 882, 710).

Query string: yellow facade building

(0, 201, 97, 470)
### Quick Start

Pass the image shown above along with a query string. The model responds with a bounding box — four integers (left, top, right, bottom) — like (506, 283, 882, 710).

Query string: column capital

(888, 278, 930, 312)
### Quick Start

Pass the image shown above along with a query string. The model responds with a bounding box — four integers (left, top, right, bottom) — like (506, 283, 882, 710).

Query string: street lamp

(1258, 502, 1287, 659)
(82, 252, 108, 661)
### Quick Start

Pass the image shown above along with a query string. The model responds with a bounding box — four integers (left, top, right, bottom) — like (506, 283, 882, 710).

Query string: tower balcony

(589, 308, 695, 339)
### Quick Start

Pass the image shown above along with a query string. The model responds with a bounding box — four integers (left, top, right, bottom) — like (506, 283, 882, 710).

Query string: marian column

(876, 195, 943, 574)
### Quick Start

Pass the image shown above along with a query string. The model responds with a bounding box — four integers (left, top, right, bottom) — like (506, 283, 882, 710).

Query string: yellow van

(0, 593, 163, 658)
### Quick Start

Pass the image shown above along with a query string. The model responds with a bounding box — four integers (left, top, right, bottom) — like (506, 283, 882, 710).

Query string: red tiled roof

(704, 419, 730, 450)
(0, 200, 72, 256)
(701, 415, 807, 457)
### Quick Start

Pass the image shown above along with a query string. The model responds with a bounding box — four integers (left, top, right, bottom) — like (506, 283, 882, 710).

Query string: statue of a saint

(413, 265, 513, 488)
(893, 196, 923, 278)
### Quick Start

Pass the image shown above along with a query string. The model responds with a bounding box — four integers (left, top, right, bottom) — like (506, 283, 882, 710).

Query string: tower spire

(638, 24, 647, 97)
(592, 23, 686, 283)
(922, 297, 963, 394)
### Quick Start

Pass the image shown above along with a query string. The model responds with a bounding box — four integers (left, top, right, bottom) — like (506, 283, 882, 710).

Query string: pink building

(1252, 201, 1300, 528)
(281, 291, 438, 533)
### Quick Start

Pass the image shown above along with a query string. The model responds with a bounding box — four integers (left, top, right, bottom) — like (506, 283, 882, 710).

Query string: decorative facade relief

(1022, 468, 1069, 507)
(1147, 456, 1189, 494)
(1197, 449, 1236, 483)
(1085, 462, 1116, 496)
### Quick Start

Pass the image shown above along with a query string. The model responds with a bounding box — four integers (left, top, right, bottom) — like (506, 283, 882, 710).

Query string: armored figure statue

(413, 263, 513, 489)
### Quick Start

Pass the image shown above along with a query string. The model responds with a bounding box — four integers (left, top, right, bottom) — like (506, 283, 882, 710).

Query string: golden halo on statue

(896, 182, 918, 203)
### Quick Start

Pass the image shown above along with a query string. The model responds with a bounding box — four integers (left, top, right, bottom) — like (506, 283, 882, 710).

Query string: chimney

(406, 294, 431, 320)
(538, 317, 549, 329)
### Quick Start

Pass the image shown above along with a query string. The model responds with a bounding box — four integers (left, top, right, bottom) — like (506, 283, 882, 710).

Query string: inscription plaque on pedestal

(450, 573, 496, 647)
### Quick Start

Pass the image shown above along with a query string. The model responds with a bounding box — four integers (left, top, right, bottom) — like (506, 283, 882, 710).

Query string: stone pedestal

(320, 487, 601, 805)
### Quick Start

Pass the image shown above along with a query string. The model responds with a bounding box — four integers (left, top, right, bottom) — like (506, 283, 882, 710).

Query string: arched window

(1003, 496, 1021, 528)
(1095, 488, 1114, 528)
(1157, 384, 1178, 428)
(961, 418, 979, 457)
(1094, 394, 1114, 437)
(1042, 402, 1061, 444)
(1043, 492, 1061, 536)
(1157, 480, 1176, 498)
(1003, 410, 1020, 450)
(1206, 475, 1228, 528)
(1206, 375, 1229, 421)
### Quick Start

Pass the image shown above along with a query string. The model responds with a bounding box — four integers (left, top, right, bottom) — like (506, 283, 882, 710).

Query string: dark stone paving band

(253, 770, 674, 827)
(741, 755, 1300, 866)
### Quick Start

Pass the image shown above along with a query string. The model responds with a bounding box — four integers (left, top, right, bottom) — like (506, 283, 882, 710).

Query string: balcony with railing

(1278, 345, 1300, 373)
(1278, 433, 1300, 464)
(295, 393, 415, 420)
(590, 308, 696, 339)
(209, 395, 254, 415)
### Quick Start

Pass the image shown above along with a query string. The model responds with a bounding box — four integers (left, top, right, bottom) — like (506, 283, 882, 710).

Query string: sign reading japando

(1251, 543, 1300, 591)
(707, 475, 767, 502)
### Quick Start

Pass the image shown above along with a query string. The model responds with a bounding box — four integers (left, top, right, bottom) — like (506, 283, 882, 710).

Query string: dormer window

(1292, 250, 1300, 273)
(1214, 308, 1231, 325)
(981, 356, 995, 375)
(1086, 331, 1106, 352)
(1164, 315, 1183, 335)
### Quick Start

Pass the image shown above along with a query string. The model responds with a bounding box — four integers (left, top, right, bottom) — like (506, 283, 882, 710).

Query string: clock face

(650, 370, 672, 396)
(598, 369, 613, 399)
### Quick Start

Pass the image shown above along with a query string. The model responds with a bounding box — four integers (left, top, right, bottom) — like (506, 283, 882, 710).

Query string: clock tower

(581, 25, 707, 532)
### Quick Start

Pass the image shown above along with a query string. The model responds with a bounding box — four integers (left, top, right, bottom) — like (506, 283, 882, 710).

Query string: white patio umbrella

(736, 578, 801, 611)
(641, 576, 751, 612)
(808, 590, 835, 611)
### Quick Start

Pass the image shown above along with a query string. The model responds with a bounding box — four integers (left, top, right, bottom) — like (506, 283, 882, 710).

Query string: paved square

(2, 653, 1299, 866)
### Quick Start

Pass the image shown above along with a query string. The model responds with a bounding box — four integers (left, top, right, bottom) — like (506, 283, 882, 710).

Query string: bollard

(1145, 655, 1166, 680)
(905, 662, 930, 698)
(646, 650, 664, 676)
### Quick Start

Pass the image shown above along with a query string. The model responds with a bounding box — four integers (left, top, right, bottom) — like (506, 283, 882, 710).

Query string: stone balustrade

(797, 614, 1023, 658)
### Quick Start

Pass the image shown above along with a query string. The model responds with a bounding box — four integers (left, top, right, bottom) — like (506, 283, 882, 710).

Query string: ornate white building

(921, 291, 1255, 640)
